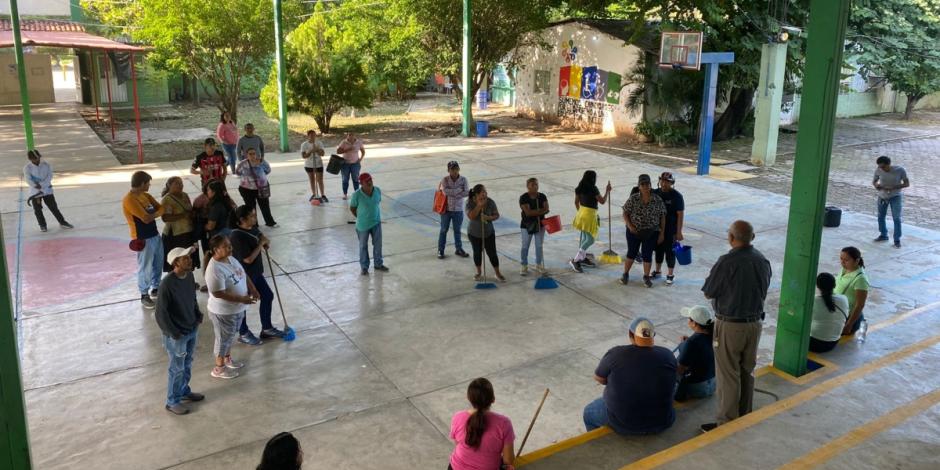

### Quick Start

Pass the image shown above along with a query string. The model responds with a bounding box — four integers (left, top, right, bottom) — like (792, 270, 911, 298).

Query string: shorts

(304, 166, 324, 173)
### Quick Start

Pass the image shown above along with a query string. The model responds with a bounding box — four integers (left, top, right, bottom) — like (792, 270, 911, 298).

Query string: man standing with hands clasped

(350, 173, 388, 275)
(699, 220, 771, 433)
(872, 155, 909, 248)
(24, 149, 73, 232)
(155, 246, 205, 415)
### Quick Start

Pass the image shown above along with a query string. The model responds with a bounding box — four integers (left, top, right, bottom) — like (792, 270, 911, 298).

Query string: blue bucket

(475, 120, 489, 137)
(477, 90, 488, 110)
(673, 242, 692, 265)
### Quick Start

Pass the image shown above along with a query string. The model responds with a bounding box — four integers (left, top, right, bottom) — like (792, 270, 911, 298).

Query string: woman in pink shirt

(216, 112, 239, 174)
(449, 378, 515, 470)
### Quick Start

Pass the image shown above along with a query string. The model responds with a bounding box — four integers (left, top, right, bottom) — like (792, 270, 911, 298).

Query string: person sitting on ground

(675, 305, 716, 401)
(810, 272, 850, 353)
(466, 184, 505, 282)
(836, 246, 870, 337)
(257, 431, 304, 470)
(583, 317, 677, 434)
(449, 378, 515, 470)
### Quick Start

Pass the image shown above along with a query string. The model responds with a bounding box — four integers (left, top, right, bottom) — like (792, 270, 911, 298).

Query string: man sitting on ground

(583, 317, 677, 434)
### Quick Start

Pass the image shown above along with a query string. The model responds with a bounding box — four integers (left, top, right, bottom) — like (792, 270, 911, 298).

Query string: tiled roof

(0, 20, 85, 33)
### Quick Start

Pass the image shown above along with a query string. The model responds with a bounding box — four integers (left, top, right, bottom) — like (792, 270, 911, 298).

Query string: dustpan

(599, 192, 622, 264)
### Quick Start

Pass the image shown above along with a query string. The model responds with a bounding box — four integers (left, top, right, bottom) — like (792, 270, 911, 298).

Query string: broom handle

(607, 180, 612, 246)
(264, 248, 289, 328)
(516, 388, 550, 458)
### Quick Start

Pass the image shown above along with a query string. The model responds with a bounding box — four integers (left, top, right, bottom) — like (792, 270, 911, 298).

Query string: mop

(599, 186, 622, 264)
(264, 249, 297, 341)
(516, 388, 550, 459)
(533, 197, 558, 289)
(475, 204, 497, 290)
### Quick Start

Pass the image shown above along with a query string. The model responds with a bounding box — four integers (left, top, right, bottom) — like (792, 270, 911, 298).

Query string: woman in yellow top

(160, 176, 198, 273)
(570, 170, 611, 273)
(836, 246, 871, 336)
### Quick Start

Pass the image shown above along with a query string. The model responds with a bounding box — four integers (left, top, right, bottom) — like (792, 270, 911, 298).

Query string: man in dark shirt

(583, 317, 677, 434)
(700, 220, 772, 432)
(155, 247, 205, 415)
(191, 137, 227, 187)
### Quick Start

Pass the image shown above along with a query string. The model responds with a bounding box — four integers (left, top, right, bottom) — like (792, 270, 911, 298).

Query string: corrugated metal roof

(0, 19, 85, 33)
(0, 30, 146, 52)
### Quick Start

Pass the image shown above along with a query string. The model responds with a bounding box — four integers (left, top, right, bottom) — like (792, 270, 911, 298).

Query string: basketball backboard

(659, 32, 703, 70)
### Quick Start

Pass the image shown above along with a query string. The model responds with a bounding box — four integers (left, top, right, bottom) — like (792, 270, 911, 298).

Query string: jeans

(357, 223, 383, 270)
(341, 162, 361, 195)
(138, 235, 164, 295)
(520, 228, 544, 266)
(438, 210, 464, 254)
(222, 143, 238, 173)
(240, 272, 274, 335)
(163, 329, 197, 406)
(238, 186, 276, 226)
(675, 377, 716, 401)
(877, 195, 902, 242)
(31, 194, 67, 228)
(583, 397, 609, 431)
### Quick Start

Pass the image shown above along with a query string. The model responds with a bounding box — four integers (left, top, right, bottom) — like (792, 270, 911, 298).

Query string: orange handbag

(433, 189, 447, 214)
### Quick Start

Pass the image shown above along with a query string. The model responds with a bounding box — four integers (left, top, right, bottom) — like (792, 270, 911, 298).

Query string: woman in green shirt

(836, 246, 870, 336)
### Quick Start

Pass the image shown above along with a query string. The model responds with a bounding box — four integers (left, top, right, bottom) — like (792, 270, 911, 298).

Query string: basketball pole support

(695, 52, 734, 176)
(773, 0, 851, 377)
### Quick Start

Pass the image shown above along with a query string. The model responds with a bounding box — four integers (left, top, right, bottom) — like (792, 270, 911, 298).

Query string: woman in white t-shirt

(205, 234, 259, 379)
(301, 130, 327, 203)
(809, 272, 850, 353)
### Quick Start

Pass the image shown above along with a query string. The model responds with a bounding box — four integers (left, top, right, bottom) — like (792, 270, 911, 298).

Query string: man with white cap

(154, 246, 204, 415)
(583, 317, 677, 435)
(675, 305, 716, 401)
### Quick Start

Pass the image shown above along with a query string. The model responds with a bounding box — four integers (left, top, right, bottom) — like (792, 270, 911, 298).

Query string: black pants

(654, 231, 676, 269)
(31, 194, 67, 228)
(626, 230, 658, 262)
(238, 186, 276, 226)
(808, 336, 839, 353)
(468, 233, 499, 268)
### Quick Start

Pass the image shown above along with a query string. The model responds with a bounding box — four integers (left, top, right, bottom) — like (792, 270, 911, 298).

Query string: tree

(83, 0, 303, 121)
(261, 3, 374, 133)
(849, 0, 940, 119)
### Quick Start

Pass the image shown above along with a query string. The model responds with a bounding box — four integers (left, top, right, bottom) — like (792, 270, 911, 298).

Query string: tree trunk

(315, 113, 331, 134)
(713, 88, 755, 141)
(903, 94, 921, 120)
(191, 77, 200, 106)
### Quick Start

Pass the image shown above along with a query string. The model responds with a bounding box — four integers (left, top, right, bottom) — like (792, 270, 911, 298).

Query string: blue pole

(697, 62, 719, 176)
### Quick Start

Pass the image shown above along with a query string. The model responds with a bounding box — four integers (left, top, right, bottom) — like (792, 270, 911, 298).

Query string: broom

(533, 196, 558, 290)
(516, 388, 550, 458)
(264, 248, 296, 341)
(599, 183, 622, 264)
(475, 200, 497, 290)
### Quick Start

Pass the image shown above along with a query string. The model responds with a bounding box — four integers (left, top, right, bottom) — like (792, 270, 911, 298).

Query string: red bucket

(542, 215, 562, 234)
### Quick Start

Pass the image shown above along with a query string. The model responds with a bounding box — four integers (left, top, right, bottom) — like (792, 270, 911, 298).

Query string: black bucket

(823, 206, 842, 228)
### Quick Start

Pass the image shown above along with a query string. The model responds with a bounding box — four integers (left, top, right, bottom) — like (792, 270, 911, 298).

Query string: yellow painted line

(516, 427, 612, 466)
(764, 353, 839, 385)
(778, 387, 940, 470)
(621, 333, 940, 470)
(839, 300, 940, 345)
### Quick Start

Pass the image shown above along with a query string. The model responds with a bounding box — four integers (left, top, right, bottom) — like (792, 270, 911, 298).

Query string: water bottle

(856, 319, 868, 344)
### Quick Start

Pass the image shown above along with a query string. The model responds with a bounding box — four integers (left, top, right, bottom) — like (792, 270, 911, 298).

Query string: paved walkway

(3, 105, 939, 469)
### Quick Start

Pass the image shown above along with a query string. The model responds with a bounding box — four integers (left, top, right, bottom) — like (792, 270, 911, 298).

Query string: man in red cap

(349, 173, 389, 275)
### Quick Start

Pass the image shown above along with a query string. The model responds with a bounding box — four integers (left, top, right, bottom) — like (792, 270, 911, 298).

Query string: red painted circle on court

(6, 237, 138, 311)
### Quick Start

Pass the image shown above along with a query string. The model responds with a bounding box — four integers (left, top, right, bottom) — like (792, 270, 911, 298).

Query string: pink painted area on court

(6, 237, 137, 310)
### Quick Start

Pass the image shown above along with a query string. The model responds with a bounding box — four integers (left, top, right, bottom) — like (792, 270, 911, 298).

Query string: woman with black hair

(257, 431, 303, 470)
(570, 170, 611, 273)
(466, 184, 506, 282)
(809, 272, 850, 353)
(836, 246, 870, 336)
(160, 176, 198, 273)
(449, 378, 515, 470)
(229, 205, 285, 346)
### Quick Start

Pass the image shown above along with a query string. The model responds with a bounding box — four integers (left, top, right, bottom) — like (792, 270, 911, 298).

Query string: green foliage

(623, 54, 701, 140)
(82, 0, 304, 121)
(261, 3, 374, 133)
(849, 0, 940, 118)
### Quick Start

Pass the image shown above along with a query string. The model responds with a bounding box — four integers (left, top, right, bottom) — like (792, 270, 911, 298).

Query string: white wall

(514, 23, 644, 135)
(0, 0, 69, 16)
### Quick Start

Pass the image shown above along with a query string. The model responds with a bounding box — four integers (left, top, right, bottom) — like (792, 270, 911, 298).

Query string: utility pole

(274, 0, 289, 152)
(10, 0, 34, 150)
(461, 0, 472, 137)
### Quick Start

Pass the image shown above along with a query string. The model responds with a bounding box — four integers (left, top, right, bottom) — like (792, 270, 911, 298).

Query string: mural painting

(556, 38, 619, 125)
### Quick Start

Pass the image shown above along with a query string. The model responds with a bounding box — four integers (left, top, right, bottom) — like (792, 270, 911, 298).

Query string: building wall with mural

(514, 21, 644, 135)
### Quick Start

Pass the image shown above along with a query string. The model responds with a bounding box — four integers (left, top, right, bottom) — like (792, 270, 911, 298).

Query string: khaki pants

(714, 319, 763, 424)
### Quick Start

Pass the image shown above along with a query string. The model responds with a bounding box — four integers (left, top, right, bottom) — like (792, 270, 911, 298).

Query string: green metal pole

(10, 0, 34, 151)
(773, 0, 851, 377)
(461, 0, 472, 137)
(274, 0, 289, 152)
(0, 217, 32, 468)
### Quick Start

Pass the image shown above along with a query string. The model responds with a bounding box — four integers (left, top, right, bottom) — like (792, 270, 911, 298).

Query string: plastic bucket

(823, 206, 842, 228)
(475, 120, 489, 137)
(477, 90, 488, 110)
(674, 242, 692, 265)
(542, 215, 562, 234)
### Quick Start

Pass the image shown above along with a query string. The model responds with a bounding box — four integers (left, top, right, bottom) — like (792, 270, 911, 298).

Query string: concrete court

(3, 105, 939, 469)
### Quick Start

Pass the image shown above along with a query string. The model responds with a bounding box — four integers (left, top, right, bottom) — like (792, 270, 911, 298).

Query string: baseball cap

(447, 160, 460, 170)
(629, 317, 655, 347)
(637, 174, 652, 185)
(681, 305, 714, 326)
(359, 172, 373, 183)
(204, 137, 216, 145)
(660, 172, 675, 183)
(166, 246, 195, 266)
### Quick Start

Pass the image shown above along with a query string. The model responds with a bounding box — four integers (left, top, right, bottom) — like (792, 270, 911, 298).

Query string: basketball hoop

(658, 31, 703, 71)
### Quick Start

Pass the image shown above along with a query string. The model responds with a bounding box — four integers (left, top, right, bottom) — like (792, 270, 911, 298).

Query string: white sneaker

(520, 265, 529, 276)
(537, 264, 547, 275)
(210, 366, 239, 379)
(224, 357, 244, 369)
